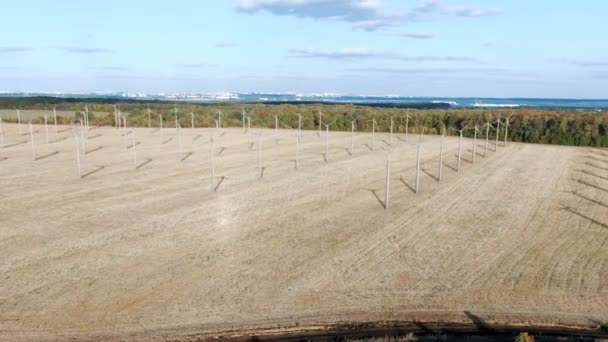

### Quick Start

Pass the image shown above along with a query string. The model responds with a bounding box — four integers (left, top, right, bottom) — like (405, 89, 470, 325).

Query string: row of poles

(3, 108, 510, 206)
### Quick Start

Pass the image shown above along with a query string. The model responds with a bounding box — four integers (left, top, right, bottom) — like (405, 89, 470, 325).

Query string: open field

(1, 122, 607, 340)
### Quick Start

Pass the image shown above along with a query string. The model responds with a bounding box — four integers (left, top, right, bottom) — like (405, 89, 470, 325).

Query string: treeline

(0, 98, 607, 147)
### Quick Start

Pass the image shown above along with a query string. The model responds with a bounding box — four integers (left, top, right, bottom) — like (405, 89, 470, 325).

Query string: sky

(1, 0, 607, 98)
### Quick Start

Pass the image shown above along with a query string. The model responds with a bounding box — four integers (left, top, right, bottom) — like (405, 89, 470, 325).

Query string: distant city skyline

(1, 1, 607, 98)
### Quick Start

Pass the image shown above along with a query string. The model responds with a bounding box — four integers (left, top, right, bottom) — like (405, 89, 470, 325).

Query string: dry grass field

(0, 121, 607, 341)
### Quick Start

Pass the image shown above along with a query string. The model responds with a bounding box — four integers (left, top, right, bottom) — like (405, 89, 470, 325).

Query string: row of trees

(1, 98, 607, 147)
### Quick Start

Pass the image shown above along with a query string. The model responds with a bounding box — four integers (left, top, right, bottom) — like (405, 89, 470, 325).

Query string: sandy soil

(0, 122, 607, 341)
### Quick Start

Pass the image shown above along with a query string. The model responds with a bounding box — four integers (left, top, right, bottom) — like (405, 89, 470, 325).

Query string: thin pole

(495, 119, 500, 151)
(295, 130, 300, 170)
(405, 113, 409, 141)
(74, 132, 82, 178)
(415, 143, 421, 194)
(274, 115, 278, 144)
(29, 122, 36, 160)
(44, 114, 49, 144)
(118, 110, 122, 130)
(131, 128, 137, 169)
(159, 115, 163, 138)
(178, 124, 183, 161)
(247, 117, 251, 150)
(123, 117, 127, 137)
(318, 111, 322, 137)
(242, 108, 245, 130)
(84, 106, 89, 134)
(53, 107, 58, 136)
(174, 106, 178, 130)
(504, 118, 509, 146)
(385, 151, 391, 210)
(350, 121, 354, 155)
(258, 133, 262, 178)
(210, 137, 216, 192)
(390, 117, 393, 148)
(79, 119, 86, 152)
(473, 126, 477, 163)
(148, 108, 151, 129)
(218, 112, 222, 131)
(17, 109, 22, 134)
(372, 119, 375, 151)
(298, 113, 302, 141)
(485, 123, 490, 157)
(457, 131, 462, 172)
(438, 133, 444, 182)
(325, 124, 329, 162)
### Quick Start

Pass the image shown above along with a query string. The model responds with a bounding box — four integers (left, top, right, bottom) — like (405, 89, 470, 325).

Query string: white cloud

(289, 48, 475, 62)
(234, 0, 503, 31)
(399, 32, 435, 39)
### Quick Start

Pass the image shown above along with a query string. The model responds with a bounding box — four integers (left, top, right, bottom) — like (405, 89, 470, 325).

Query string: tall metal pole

(495, 119, 500, 151)
(44, 114, 49, 144)
(258, 133, 262, 178)
(415, 143, 421, 194)
(325, 124, 329, 162)
(131, 128, 137, 169)
(457, 131, 462, 172)
(247, 117, 251, 150)
(438, 133, 444, 182)
(295, 130, 300, 170)
(318, 111, 322, 137)
(504, 118, 509, 146)
(159, 115, 163, 138)
(372, 119, 375, 151)
(390, 116, 393, 148)
(485, 123, 490, 157)
(74, 132, 82, 178)
(385, 151, 391, 210)
(29, 122, 36, 160)
(17, 109, 22, 135)
(473, 125, 477, 163)
(210, 137, 216, 192)
(350, 121, 354, 155)
(405, 113, 409, 141)
(53, 107, 58, 136)
(177, 124, 183, 161)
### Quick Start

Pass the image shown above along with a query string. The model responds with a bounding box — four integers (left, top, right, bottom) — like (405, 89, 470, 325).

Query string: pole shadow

(136, 158, 152, 170)
(0, 157, 7, 162)
(57, 128, 71, 133)
(181, 152, 193, 162)
(85, 146, 103, 155)
(193, 134, 201, 141)
(150, 128, 160, 133)
(214, 176, 225, 192)
(88, 134, 102, 140)
(81, 165, 104, 179)
(590, 149, 608, 158)
(35, 151, 59, 161)
(50, 136, 68, 143)
(463, 311, 493, 333)
(466, 148, 485, 157)
(217, 147, 226, 156)
(579, 169, 608, 181)
(571, 191, 608, 209)
(399, 175, 416, 194)
(575, 179, 608, 193)
(443, 161, 457, 172)
(362, 188, 385, 209)
(126, 142, 140, 150)
(3, 141, 27, 148)
(560, 205, 608, 229)
(585, 162, 608, 172)
(161, 138, 173, 145)
(322, 153, 327, 162)
(344, 147, 352, 156)
(454, 154, 473, 164)
(586, 155, 608, 164)
(260, 166, 267, 178)
(364, 143, 373, 151)
(422, 167, 439, 182)
(22, 130, 39, 136)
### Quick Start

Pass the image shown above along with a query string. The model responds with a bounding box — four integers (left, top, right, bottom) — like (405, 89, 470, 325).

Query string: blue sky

(1, 0, 607, 98)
